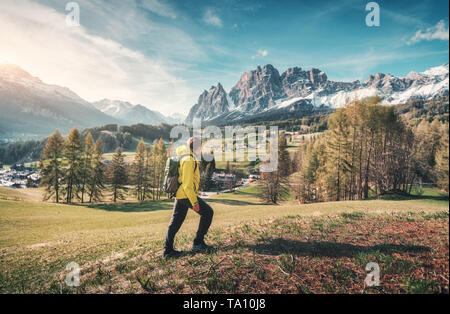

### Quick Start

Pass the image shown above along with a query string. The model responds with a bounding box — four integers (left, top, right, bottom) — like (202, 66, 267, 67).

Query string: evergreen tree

(153, 138, 167, 200)
(143, 143, 154, 200)
(88, 139, 105, 203)
(150, 141, 158, 200)
(278, 131, 291, 177)
(80, 132, 94, 203)
(39, 130, 64, 202)
(327, 108, 351, 201)
(109, 147, 127, 202)
(296, 97, 418, 203)
(414, 119, 444, 182)
(132, 139, 146, 201)
(259, 131, 290, 203)
(62, 128, 83, 203)
(435, 124, 449, 192)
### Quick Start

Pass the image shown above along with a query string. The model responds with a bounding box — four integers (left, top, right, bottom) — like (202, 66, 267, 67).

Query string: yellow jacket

(175, 145, 200, 206)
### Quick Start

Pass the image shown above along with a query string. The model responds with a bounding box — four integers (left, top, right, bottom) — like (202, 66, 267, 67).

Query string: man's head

(187, 137, 202, 156)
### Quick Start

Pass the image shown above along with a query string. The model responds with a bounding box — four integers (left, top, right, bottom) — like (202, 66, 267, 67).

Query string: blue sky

(0, 0, 448, 115)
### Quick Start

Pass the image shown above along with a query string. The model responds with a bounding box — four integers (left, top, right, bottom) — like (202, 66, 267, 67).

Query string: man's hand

(193, 202, 200, 213)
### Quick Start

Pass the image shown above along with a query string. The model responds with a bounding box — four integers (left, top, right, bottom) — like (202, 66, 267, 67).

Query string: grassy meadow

(0, 185, 448, 293)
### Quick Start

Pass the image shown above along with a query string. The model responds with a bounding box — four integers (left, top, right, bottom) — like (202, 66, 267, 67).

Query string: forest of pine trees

(39, 127, 169, 203)
(38, 98, 449, 205)
(130, 138, 168, 202)
(295, 97, 449, 203)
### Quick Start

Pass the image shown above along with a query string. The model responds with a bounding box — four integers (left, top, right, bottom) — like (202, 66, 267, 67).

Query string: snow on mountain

(92, 99, 134, 116)
(266, 63, 449, 110)
(185, 63, 449, 124)
(93, 99, 181, 126)
(423, 62, 449, 77)
(311, 63, 449, 108)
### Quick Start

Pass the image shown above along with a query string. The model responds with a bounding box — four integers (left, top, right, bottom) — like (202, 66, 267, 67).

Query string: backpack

(163, 154, 197, 198)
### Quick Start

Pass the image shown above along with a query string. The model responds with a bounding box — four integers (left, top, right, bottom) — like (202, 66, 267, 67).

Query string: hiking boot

(163, 249, 183, 259)
(192, 242, 214, 253)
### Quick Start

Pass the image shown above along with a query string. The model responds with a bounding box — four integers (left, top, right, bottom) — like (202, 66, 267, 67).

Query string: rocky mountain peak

(308, 68, 328, 86)
(185, 82, 229, 123)
(229, 64, 284, 113)
(185, 62, 449, 125)
(280, 66, 328, 97)
(363, 73, 386, 88)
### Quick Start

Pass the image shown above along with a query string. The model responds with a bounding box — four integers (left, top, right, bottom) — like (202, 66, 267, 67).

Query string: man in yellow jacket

(164, 137, 214, 258)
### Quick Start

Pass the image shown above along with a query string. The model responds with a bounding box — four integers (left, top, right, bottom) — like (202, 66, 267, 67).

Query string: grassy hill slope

(0, 187, 448, 293)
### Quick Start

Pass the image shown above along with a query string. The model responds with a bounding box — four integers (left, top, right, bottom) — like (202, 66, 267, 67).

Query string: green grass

(0, 186, 448, 293)
(0, 186, 44, 202)
(0, 187, 24, 201)
(415, 186, 450, 199)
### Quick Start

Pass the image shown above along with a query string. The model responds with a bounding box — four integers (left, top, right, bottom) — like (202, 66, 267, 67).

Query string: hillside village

(0, 164, 40, 188)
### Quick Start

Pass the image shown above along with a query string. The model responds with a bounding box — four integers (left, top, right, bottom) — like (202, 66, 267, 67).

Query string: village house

(0, 165, 40, 188)
(211, 172, 237, 190)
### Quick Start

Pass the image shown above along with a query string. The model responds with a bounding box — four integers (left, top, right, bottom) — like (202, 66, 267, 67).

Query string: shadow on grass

(83, 199, 174, 212)
(378, 194, 449, 202)
(206, 198, 268, 206)
(371, 189, 449, 202)
(244, 238, 430, 258)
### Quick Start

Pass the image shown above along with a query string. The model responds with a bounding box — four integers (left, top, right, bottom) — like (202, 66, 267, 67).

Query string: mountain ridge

(185, 63, 449, 124)
(0, 63, 184, 142)
(92, 99, 184, 126)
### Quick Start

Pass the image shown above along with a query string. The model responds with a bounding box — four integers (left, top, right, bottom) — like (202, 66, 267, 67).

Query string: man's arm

(180, 158, 198, 208)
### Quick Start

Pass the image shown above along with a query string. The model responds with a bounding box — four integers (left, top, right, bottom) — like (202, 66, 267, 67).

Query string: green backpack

(163, 154, 197, 198)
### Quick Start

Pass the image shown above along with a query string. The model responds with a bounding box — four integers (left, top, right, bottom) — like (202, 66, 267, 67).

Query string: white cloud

(141, 0, 177, 19)
(258, 49, 268, 57)
(203, 8, 223, 28)
(251, 49, 268, 59)
(0, 0, 203, 115)
(408, 20, 449, 45)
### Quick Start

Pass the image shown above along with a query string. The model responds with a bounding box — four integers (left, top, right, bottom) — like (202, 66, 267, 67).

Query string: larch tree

(88, 139, 105, 203)
(435, 124, 449, 192)
(326, 108, 351, 201)
(142, 143, 154, 201)
(39, 130, 64, 203)
(259, 131, 291, 204)
(109, 147, 127, 202)
(62, 127, 83, 203)
(152, 138, 167, 200)
(80, 132, 94, 203)
(132, 139, 146, 201)
(296, 97, 420, 203)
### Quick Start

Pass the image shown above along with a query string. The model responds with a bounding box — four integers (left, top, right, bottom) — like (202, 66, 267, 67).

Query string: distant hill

(0, 63, 119, 142)
(0, 122, 175, 165)
(0, 63, 185, 143)
(92, 99, 185, 126)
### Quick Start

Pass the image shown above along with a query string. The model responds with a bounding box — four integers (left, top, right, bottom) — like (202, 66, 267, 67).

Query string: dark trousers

(164, 197, 214, 251)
